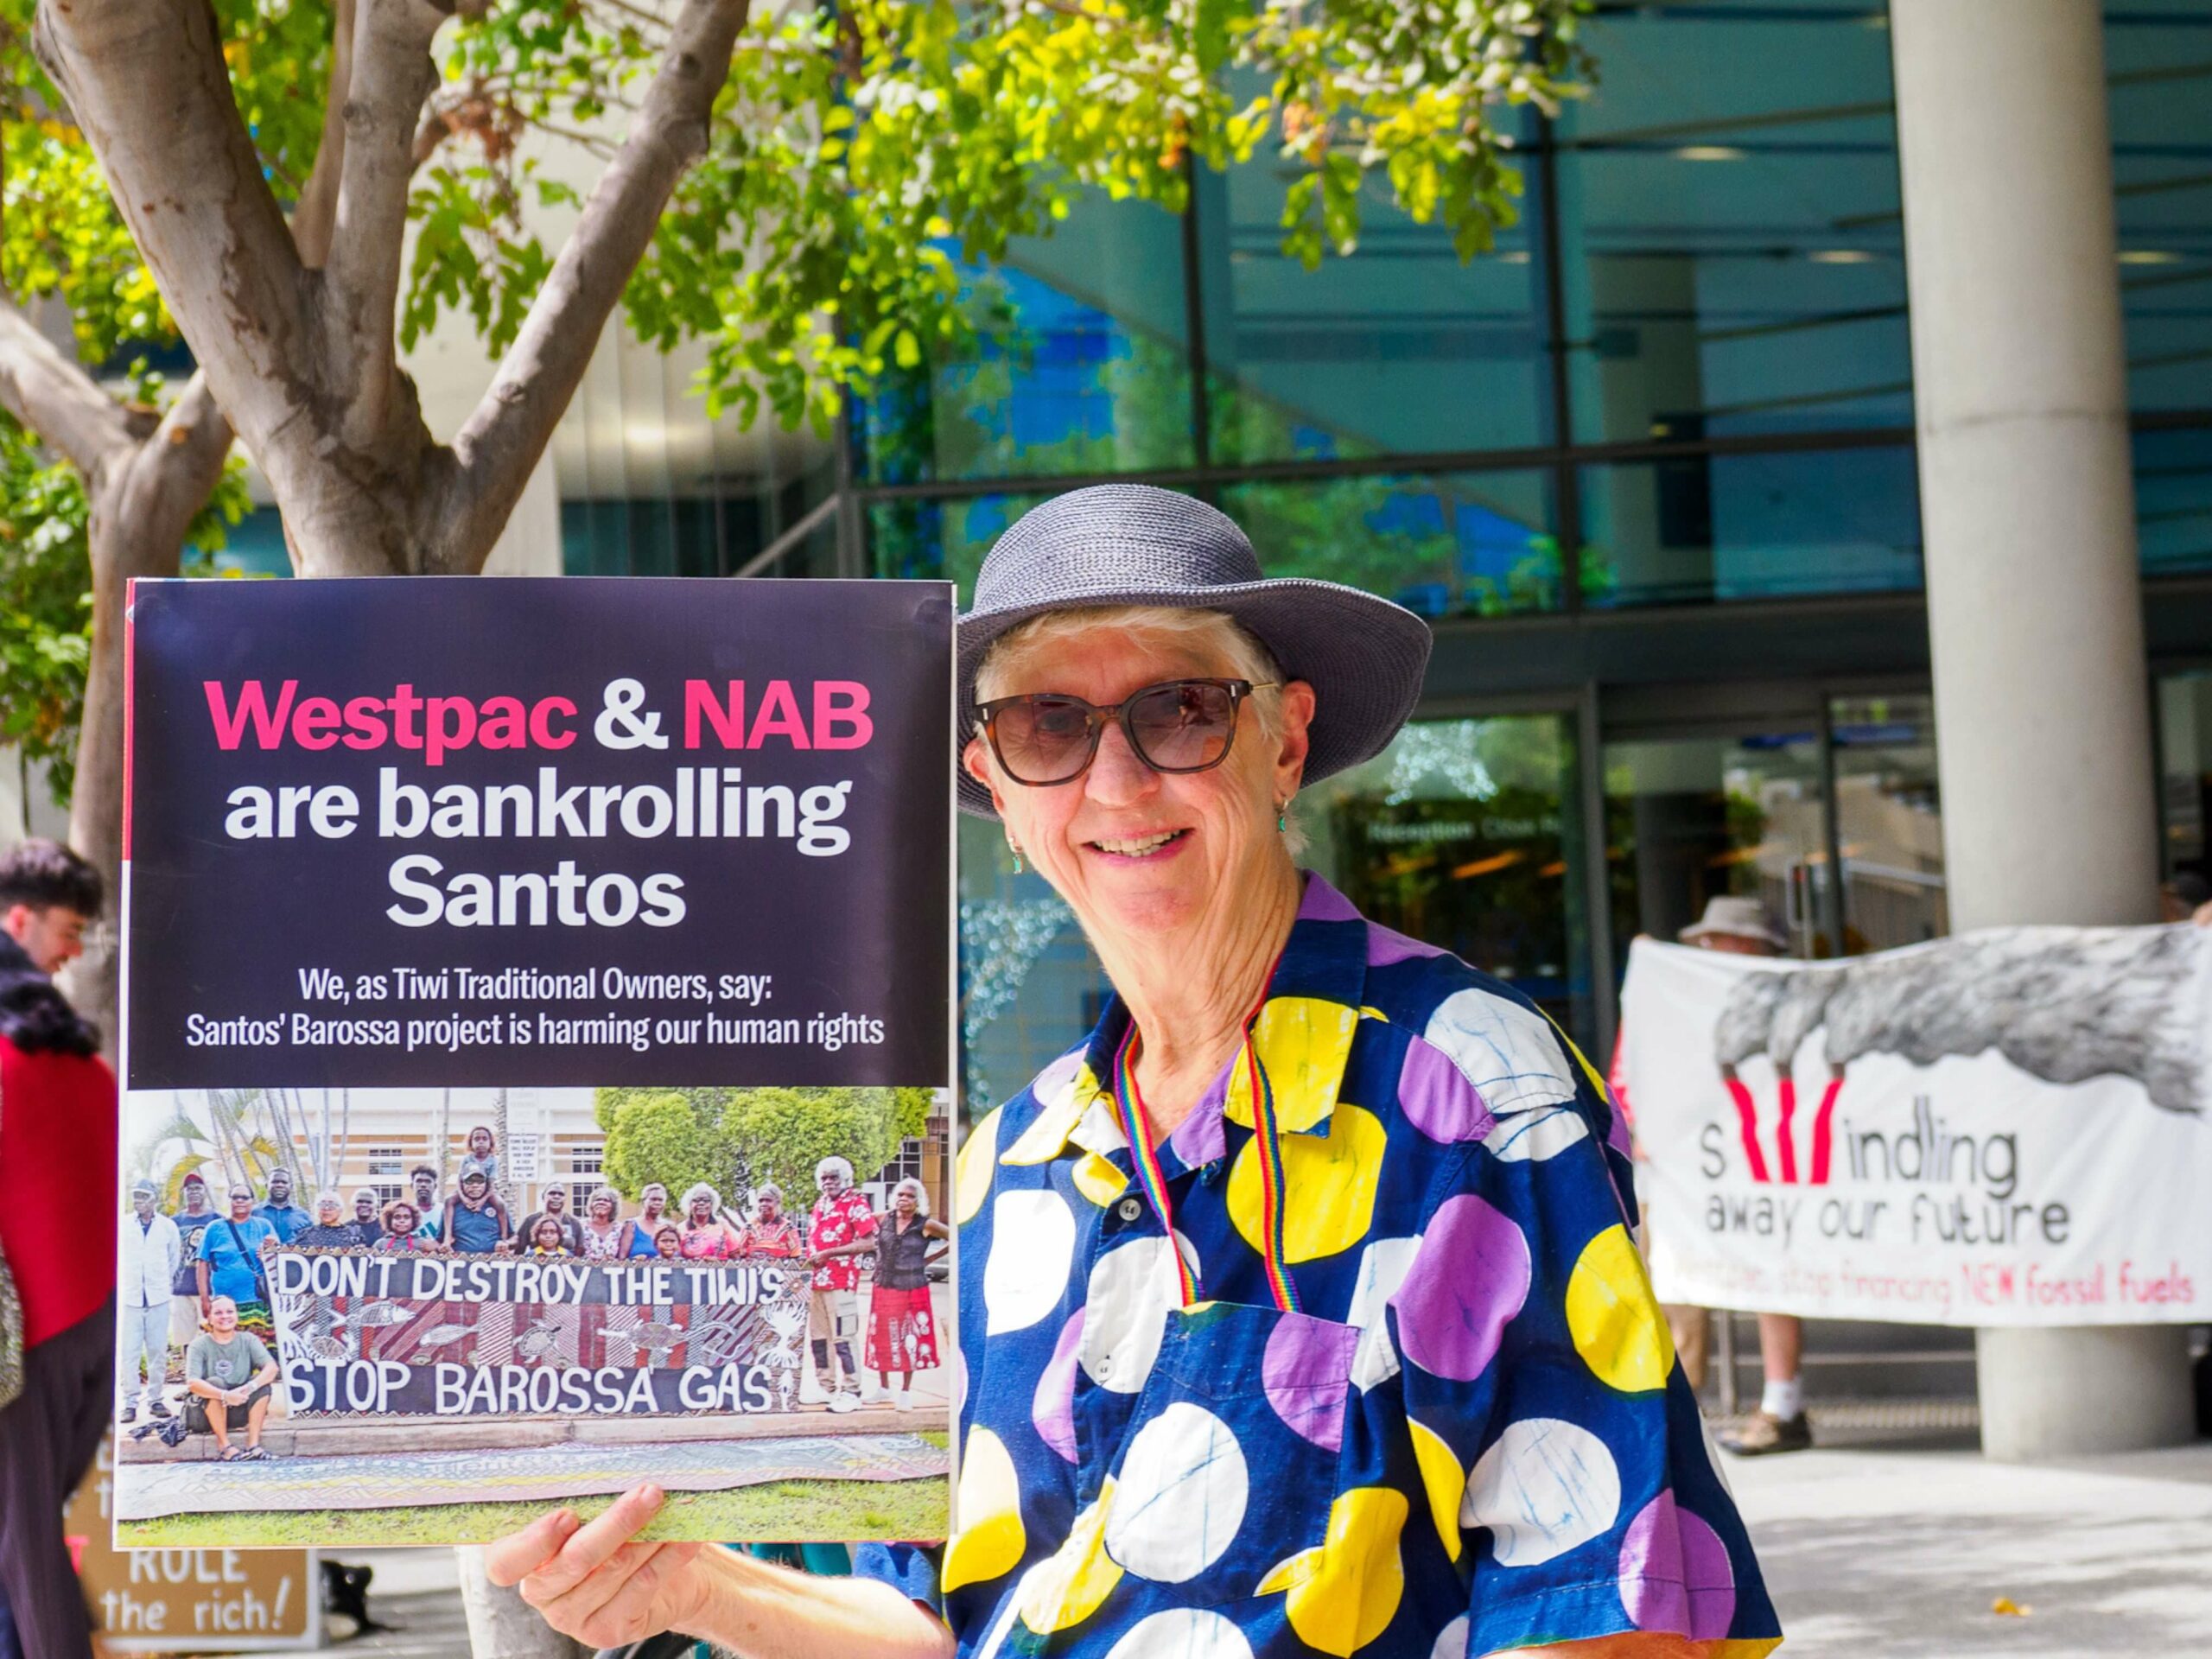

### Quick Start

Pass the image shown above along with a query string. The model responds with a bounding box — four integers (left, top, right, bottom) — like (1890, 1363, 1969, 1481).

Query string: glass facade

(525, 1, 2211, 1103)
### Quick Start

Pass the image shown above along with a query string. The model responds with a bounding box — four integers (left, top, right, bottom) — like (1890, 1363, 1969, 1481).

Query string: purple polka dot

(1367, 924, 1446, 966)
(1262, 1313, 1363, 1451)
(1393, 1195, 1529, 1381)
(1300, 876, 1363, 923)
(1398, 1041, 1497, 1144)
(1619, 1491, 1736, 1640)
(1031, 1307, 1085, 1462)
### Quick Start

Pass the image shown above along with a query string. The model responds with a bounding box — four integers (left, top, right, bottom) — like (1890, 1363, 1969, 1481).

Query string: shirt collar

(1017, 872, 1373, 1169)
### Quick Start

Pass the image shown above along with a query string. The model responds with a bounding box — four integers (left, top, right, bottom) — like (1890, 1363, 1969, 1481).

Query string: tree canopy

(598, 1084, 934, 1208)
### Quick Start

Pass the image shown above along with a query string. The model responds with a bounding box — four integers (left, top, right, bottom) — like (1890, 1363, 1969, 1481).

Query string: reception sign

(1619, 927, 2212, 1325)
(117, 577, 954, 1548)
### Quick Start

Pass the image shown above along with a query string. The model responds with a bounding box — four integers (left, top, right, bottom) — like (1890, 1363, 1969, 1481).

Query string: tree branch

(0, 302, 140, 472)
(31, 0, 311, 467)
(321, 0, 446, 419)
(290, 0, 359, 270)
(436, 0, 751, 571)
(123, 370, 236, 549)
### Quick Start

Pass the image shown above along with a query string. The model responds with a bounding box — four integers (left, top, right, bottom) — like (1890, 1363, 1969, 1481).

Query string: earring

(1007, 837, 1025, 874)
(1275, 802, 1288, 834)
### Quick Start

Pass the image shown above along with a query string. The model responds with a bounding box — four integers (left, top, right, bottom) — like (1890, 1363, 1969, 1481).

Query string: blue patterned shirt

(860, 874, 1780, 1658)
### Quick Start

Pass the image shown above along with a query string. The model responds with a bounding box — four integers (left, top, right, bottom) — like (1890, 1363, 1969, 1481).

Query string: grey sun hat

(957, 485, 1433, 819)
(1680, 896, 1788, 950)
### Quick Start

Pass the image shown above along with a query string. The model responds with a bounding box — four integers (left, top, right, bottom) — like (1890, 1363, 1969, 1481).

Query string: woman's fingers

(482, 1507, 582, 1587)
(510, 1483, 668, 1605)
(537, 1539, 709, 1645)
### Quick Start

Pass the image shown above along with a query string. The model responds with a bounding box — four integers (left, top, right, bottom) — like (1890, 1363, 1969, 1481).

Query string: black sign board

(124, 578, 952, 1088)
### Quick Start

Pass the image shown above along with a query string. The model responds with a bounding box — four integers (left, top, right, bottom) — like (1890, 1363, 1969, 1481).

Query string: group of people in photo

(116, 1131, 951, 1439)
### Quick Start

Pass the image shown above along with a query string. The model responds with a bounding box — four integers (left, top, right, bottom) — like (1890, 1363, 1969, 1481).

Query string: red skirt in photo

(865, 1285, 940, 1372)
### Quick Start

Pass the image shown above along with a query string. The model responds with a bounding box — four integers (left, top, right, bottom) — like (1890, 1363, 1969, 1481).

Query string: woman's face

(894, 1187, 917, 1217)
(209, 1298, 238, 1333)
(229, 1187, 254, 1218)
(592, 1198, 616, 1223)
(656, 1230, 682, 1258)
(389, 1205, 417, 1234)
(318, 1199, 344, 1224)
(469, 1129, 493, 1154)
(757, 1192, 780, 1221)
(534, 1219, 562, 1249)
(965, 626, 1314, 948)
(689, 1196, 714, 1223)
(643, 1185, 666, 1211)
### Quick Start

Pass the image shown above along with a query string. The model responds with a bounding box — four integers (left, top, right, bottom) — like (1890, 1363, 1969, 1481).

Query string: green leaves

(598, 1084, 931, 1205)
(0, 414, 92, 803)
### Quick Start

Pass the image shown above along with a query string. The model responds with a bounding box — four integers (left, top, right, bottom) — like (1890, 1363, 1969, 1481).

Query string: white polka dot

(1424, 988, 1577, 1111)
(985, 1190, 1076, 1334)
(1103, 1608, 1255, 1659)
(1463, 1418, 1622, 1567)
(1079, 1234, 1190, 1395)
(1480, 1104, 1590, 1162)
(1430, 1614, 1470, 1659)
(1344, 1235, 1421, 1393)
(1103, 1402, 1249, 1582)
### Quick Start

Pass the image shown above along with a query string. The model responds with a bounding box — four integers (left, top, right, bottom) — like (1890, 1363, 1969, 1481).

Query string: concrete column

(1891, 0, 2194, 1459)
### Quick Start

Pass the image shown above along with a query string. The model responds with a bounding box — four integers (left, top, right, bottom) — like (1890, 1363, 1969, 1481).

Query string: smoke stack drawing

(1712, 925, 2206, 1185)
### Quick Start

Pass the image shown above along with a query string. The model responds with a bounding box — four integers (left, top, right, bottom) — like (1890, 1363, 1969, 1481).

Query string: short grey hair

(753, 1182, 784, 1207)
(588, 1185, 621, 1217)
(816, 1155, 854, 1183)
(315, 1189, 345, 1214)
(892, 1176, 931, 1217)
(681, 1182, 721, 1212)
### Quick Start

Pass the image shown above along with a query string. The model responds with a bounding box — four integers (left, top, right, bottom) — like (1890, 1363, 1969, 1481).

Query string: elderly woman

(488, 486, 1780, 1656)
(620, 1182, 674, 1258)
(677, 1184, 742, 1261)
(735, 1183, 804, 1260)
(579, 1187, 628, 1262)
(291, 1190, 359, 1250)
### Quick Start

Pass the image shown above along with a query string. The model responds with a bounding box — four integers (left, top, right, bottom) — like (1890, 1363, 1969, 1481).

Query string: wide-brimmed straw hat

(1680, 895, 1788, 950)
(957, 485, 1433, 818)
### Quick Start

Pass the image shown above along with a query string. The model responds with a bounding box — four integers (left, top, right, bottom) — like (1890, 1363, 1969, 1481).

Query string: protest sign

(67, 1444, 321, 1650)
(1618, 928, 2212, 1325)
(116, 578, 954, 1548)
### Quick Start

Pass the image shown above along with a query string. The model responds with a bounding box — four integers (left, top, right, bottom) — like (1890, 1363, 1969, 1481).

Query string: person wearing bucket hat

(488, 486, 1778, 1656)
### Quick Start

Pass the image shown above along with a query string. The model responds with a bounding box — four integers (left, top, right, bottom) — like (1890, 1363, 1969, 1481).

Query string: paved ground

(224, 1416, 2212, 1657)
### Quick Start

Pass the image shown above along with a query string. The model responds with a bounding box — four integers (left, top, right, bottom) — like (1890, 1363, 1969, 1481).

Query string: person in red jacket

(0, 839, 117, 1659)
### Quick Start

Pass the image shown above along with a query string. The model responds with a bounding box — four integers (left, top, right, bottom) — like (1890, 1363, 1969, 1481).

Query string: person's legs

(120, 1301, 164, 1416)
(830, 1291, 860, 1391)
(1720, 1313, 1811, 1455)
(0, 1306, 110, 1659)
(1663, 1304, 1710, 1393)
(803, 1288, 835, 1402)
(243, 1388, 271, 1450)
(207, 1397, 235, 1456)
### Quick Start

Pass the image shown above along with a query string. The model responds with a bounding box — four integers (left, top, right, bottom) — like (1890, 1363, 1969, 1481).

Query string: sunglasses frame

(976, 677, 1277, 787)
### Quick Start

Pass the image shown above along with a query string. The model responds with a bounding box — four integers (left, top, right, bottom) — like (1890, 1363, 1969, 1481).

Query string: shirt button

(1116, 1198, 1143, 1224)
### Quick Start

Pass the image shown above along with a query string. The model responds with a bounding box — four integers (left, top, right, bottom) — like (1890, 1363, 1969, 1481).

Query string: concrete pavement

(231, 1418, 2212, 1657)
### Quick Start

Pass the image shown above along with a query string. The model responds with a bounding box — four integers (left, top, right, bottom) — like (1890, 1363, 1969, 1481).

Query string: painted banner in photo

(270, 1249, 810, 1417)
(1618, 928, 2212, 1325)
(124, 577, 952, 1089)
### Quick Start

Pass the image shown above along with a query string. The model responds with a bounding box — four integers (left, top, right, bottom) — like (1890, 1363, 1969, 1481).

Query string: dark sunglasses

(976, 678, 1274, 787)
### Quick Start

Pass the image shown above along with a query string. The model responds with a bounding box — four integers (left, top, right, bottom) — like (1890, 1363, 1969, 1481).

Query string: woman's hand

(485, 1484, 710, 1649)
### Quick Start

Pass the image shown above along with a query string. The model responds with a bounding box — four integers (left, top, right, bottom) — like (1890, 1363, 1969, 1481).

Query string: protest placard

(115, 578, 954, 1548)
(1619, 928, 2212, 1324)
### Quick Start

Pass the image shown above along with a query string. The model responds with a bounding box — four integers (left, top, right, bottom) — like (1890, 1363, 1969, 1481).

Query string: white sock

(1761, 1377, 1803, 1421)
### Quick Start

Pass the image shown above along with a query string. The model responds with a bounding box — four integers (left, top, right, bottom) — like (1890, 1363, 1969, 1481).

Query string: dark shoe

(149, 1398, 173, 1419)
(121, 1405, 137, 1425)
(1719, 1409, 1813, 1456)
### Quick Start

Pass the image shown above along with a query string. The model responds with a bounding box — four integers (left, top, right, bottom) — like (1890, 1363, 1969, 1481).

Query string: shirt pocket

(1093, 1300, 1364, 1612)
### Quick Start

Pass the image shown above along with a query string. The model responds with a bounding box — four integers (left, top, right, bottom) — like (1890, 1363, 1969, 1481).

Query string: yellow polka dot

(1255, 1486, 1408, 1656)
(943, 1426, 1025, 1591)
(1016, 1477, 1123, 1632)
(1407, 1419, 1464, 1561)
(1565, 1223, 1675, 1393)
(1227, 1102, 1385, 1263)
(1231, 997, 1359, 1132)
(1071, 1152, 1128, 1207)
(956, 1106, 1001, 1224)
(1359, 1005, 1389, 1023)
(1002, 1065, 1103, 1166)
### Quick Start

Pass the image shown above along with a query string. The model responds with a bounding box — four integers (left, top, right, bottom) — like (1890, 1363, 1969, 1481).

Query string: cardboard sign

(116, 577, 955, 1548)
(1619, 928, 2212, 1324)
(68, 1444, 320, 1650)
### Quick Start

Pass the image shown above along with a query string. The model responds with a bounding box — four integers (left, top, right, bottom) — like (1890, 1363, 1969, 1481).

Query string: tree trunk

(493, 1087, 515, 1211)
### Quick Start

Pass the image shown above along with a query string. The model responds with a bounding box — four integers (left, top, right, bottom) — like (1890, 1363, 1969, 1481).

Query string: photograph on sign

(113, 579, 955, 1548)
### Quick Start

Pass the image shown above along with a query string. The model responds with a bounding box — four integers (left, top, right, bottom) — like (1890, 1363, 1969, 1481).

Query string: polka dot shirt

(858, 875, 1781, 1658)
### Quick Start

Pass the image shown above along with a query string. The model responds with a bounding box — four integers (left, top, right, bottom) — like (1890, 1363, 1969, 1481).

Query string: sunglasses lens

(1128, 682, 1237, 771)
(992, 696, 1096, 783)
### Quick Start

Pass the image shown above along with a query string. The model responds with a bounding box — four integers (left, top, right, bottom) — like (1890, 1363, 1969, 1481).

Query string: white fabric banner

(1618, 927, 2212, 1325)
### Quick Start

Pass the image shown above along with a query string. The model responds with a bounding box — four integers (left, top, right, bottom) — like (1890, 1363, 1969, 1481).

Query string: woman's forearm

(686, 1549, 954, 1659)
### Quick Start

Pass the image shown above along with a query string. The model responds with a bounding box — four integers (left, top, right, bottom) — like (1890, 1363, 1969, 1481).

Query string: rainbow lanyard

(1109, 998, 1301, 1316)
